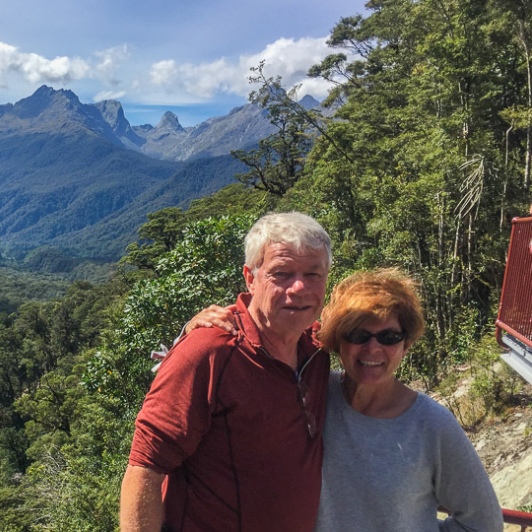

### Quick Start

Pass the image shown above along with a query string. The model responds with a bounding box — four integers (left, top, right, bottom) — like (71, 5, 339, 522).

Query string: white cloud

(0, 41, 89, 84)
(150, 59, 178, 86)
(241, 37, 329, 80)
(145, 36, 338, 103)
(0, 42, 18, 70)
(0, 35, 348, 108)
(291, 77, 334, 101)
(239, 37, 336, 99)
(93, 90, 126, 102)
(94, 45, 129, 86)
(147, 57, 242, 101)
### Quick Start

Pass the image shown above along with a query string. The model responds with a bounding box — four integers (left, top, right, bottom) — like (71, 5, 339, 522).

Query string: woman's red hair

(318, 268, 425, 353)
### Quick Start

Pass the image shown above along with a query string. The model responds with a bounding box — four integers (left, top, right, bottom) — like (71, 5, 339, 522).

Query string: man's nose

(287, 276, 306, 293)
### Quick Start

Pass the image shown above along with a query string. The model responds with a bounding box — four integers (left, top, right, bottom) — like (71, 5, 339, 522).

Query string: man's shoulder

(301, 321, 324, 351)
(178, 325, 238, 353)
(157, 326, 240, 372)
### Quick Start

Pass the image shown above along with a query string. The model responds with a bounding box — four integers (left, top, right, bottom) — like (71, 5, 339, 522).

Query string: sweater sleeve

(128, 329, 230, 474)
(431, 403, 504, 532)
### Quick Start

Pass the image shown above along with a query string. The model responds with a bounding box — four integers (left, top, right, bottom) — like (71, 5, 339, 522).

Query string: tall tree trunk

(518, 22, 532, 190)
(501, 126, 513, 230)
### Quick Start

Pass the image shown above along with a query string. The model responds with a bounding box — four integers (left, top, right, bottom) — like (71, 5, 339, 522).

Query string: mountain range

(0, 85, 320, 265)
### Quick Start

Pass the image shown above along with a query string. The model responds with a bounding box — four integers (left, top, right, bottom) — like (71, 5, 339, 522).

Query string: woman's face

(339, 315, 408, 386)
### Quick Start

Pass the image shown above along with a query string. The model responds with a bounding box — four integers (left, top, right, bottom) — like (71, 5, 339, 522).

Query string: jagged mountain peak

(34, 84, 77, 99)
(0, 85, 324, 162)
(31, 85, 78, 102)
(94, 99, 124, 126)
(94, 99, 134, 136)
(0, 86, 140, 148)
(0, 84, 324, 262)
(156, 111, 185, 132)
(93, 98, 146, 148)
(299, 94, 320, 110)
(12, 84, 82, 119)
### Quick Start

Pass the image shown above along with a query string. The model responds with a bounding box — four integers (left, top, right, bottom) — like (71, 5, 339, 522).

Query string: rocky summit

(0, 86, 320, 262)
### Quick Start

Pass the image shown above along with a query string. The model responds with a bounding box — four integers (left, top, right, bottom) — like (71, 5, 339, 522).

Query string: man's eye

(273, 271, 289, 278)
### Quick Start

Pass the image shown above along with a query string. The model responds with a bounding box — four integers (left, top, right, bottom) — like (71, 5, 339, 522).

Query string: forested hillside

(1, 1, 532, 529)
(0, 85, 270, 263)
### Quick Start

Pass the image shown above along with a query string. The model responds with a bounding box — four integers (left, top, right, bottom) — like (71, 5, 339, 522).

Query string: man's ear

(243, 265, 255, 294)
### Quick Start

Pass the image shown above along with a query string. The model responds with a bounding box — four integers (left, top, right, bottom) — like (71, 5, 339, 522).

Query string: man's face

(244, 242, 329, 339)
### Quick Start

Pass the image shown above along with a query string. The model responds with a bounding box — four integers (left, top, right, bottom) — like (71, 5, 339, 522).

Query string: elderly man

(120, 212, 332, 532)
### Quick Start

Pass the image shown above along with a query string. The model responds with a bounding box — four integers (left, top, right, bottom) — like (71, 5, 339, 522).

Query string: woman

(181, 268, 503, 531)
(314, 268, 502, 531)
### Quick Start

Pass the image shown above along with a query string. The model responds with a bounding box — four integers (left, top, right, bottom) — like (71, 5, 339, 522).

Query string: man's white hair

(244, 212, 332, 271)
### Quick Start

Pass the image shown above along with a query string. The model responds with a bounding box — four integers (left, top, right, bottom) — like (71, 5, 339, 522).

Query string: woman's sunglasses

(343, 328, 406, 346)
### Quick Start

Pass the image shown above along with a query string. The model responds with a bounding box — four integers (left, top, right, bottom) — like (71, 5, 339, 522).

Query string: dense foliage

(1, 1, 532, 529)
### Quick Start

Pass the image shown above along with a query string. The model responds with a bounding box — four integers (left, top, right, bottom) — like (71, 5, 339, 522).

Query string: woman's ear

(402, 341, 412, 357)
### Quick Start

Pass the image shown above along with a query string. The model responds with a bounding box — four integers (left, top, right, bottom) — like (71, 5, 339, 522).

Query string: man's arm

(120, 465, 165, 532)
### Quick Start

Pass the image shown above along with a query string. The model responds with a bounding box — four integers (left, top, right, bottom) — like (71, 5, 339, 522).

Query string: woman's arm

(435, 408, 503, 532)
(184, 304, 238, 335)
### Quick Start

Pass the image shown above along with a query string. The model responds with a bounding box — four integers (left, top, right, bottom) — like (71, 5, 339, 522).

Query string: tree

(231, 61, 321, 195)
(121, 185, 275, 275)
(291, 0, 531, 380)
(88, 214, 253, 412)
(491, 0, 532, 191)
(121, 207, 188, 272)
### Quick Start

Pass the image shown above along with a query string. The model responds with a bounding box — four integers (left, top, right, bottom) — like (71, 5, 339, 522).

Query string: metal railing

(489, 217, 532, 529)
(495, 216, 532, 384)
(502, 507, 532, 530)
(440, 507, 532, 530)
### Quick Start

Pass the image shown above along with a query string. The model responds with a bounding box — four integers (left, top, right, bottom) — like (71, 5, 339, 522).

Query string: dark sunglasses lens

(377, 330, 406, 345)
(344, 329, 405, 345)
(344, 330, 371, 344)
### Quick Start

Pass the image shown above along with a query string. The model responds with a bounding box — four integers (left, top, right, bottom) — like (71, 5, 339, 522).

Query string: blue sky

(0, 0, 367, 126)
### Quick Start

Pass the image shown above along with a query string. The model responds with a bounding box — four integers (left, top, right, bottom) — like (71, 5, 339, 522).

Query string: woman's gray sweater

(315, 371, 503, 531)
